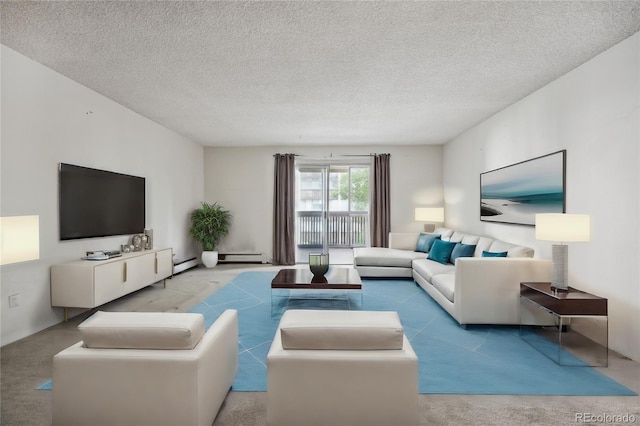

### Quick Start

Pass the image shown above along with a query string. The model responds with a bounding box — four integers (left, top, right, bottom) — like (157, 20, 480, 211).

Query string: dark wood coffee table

(271, 268, 362, 316)
(271, 267, 362, 289)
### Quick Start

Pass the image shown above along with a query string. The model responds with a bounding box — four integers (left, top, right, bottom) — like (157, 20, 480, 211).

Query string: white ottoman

(267, 310, 419, 426)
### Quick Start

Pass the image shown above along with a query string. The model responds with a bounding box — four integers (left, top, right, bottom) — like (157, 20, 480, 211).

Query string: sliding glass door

(295, 162, 370, 263)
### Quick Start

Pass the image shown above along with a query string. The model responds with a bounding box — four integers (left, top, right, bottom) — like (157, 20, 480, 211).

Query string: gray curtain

(370, 153, 391, 247)
(273, 153, 296, 265)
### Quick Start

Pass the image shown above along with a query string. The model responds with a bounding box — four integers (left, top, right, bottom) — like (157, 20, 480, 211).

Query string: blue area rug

(189, 270, 635, 396)
(36, 380, 52, 390)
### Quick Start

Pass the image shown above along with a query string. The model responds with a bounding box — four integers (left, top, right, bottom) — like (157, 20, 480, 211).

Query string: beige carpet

(1, 264, 638, 425)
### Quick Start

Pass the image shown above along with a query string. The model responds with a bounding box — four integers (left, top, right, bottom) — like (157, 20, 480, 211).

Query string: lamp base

(551, 244, 569, 291)
(423, 223, 436, 233)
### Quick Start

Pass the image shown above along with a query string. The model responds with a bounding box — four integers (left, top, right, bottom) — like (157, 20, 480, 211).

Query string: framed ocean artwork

(480, 150, 566, 226)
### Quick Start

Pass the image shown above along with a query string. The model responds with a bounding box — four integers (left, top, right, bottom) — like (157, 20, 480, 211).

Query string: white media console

(51, 248, 173, 320)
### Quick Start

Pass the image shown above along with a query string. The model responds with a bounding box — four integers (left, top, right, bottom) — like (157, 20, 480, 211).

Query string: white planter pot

(201, 251, 219, 268)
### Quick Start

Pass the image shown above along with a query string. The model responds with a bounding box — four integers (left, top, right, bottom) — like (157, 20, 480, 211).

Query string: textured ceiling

(2, 1, 639, 147)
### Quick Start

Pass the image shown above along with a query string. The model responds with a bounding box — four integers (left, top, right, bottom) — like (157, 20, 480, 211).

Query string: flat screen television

(58, 163, 145, 240)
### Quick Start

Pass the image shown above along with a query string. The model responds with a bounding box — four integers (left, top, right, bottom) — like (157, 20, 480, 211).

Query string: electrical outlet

(8, 294, 21, 308)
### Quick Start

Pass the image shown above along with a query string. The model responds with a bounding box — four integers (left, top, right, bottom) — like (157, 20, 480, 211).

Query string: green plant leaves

(188, 202, 232, 251)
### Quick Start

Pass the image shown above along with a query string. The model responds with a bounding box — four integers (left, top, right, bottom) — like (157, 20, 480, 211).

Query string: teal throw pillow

(482, 250, 508, 257)
(416, 233, 441, 253)
(427, 240, 457, 264)
(449, 243, 477, 264)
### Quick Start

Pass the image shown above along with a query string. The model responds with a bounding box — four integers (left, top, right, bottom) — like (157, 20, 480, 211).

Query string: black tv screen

(58, 163, 145, 240)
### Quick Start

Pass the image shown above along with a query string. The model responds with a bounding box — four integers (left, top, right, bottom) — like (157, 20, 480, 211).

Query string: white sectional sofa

(353, 228, 553, 326)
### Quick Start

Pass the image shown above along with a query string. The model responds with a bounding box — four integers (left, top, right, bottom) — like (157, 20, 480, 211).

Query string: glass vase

(309, 253, 329, 277)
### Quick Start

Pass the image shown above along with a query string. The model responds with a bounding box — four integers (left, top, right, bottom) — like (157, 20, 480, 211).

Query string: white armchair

(267, 310, 418, 426)
(52, 309, 238, 426)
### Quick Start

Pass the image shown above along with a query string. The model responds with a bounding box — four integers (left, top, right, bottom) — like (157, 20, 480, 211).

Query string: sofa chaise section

(353, 231, 452, 278)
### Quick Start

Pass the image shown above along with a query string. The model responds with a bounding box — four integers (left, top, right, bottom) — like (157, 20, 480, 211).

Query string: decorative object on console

(415, 207, 444, 232)
(480, 150, 566, 226)
(84, 250, 121, 260)
(189, 202, 232, 268)
(535, 213, 590, 291)
(131, 234, 144, 251)
(309, 253, 329, 277)
(121, 244, 131, 253)
(144, 229, 153, 250)
(0, 215, 40, 265)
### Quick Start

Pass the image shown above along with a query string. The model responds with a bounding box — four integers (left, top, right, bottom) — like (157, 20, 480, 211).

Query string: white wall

(0, 46, 204, 346)
(204, 145, 443, 261)
(443, 34, 640, 361)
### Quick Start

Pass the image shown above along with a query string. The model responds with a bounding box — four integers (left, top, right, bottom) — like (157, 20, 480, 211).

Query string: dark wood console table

(520, 282, 608, 367)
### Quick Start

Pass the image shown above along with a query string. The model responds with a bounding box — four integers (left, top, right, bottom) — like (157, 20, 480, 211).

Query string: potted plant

(189, 202, 232, 268)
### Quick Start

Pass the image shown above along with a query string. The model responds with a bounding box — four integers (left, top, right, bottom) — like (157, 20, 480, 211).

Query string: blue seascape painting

(480, 151, 565, 226)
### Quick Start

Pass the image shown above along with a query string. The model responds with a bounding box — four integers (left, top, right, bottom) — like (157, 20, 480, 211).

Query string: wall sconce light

(0, 215, 40, 265)
(415, 207, 444, 233)
(535, 213, 590, 291)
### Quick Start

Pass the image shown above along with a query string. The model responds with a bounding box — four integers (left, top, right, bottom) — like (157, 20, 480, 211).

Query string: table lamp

(535, 213, 590, 291)
(415, 207, 444, 232)
(0, 215, 40, 265)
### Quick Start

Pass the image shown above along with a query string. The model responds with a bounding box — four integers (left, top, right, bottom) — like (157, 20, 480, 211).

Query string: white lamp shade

(535, 213, 590, 242)
(415, 207, 444, 222)
(0, 215, 40, 265)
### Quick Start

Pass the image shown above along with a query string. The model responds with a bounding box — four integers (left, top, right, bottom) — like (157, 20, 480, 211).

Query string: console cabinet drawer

(94, 261, 126, 307)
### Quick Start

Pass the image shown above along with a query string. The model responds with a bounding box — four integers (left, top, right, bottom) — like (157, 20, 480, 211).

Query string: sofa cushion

(388, 233, 421, 250)
(460, 234, 481, 245)
(448, 231, 466, 243)
(416, 233, 441, 253)
(434, 227, 454, 241)
(488, 240, 534, 258)
(354, 247, 423, 268)
(278, 310, 404, 350)
(412, 258, 455, 281)
(431, 273, 455, 303)
(78, 311, 206, 350)
(482, 250, 508, 257)
(427, 240, 457, 264)
(473, 237, 496, 257)
(449, 243, 476, 264)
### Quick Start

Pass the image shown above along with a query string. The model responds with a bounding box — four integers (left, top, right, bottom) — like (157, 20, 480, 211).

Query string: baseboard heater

(173, 257, 198, 275)
(219, 253, 265, 264)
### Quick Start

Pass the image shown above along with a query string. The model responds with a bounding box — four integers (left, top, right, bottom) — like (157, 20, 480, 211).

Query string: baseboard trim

(173, 257, 198, 275)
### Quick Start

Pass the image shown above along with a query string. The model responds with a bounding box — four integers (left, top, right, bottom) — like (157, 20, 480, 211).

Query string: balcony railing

(297, 211, 368, 248)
